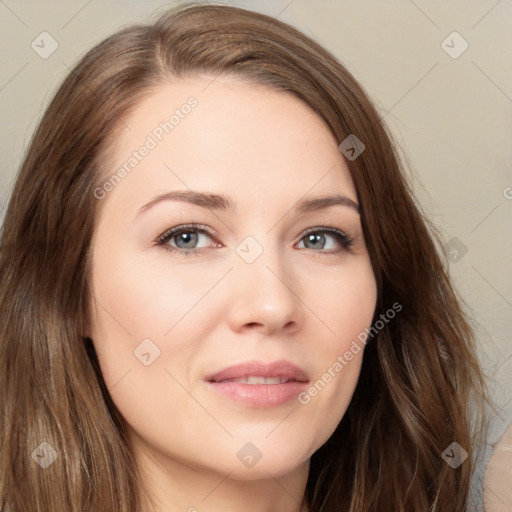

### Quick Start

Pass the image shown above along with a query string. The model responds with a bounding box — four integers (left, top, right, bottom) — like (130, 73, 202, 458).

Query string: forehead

(100, 76, 357, 212)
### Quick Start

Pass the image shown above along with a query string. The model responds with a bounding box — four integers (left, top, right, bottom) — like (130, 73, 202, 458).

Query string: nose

(226, 249, 304, 336)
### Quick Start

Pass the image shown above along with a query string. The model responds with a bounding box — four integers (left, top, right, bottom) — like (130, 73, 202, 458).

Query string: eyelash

(154, 223, 354, 257)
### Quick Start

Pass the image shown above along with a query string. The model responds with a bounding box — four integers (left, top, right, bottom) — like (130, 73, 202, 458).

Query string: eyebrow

(136, 190, 360, 218)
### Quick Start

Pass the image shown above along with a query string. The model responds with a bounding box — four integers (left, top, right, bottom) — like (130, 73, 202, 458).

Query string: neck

(131, 434, 310, 512)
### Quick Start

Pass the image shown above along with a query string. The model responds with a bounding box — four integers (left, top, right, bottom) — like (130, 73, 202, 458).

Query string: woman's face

(88, 76, 377, 480)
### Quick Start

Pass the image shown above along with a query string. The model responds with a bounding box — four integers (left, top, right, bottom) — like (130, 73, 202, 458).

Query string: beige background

(1, 0, 511, 509)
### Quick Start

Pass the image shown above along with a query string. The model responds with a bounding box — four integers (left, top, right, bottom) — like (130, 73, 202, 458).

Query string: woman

(0, 3, 487, 511)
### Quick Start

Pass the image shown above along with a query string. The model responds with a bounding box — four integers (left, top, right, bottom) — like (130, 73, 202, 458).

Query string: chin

(214, 434, 315, 480)
(226, 455, 310, 481)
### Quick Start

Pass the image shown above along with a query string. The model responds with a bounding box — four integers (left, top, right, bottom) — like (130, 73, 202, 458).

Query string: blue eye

(155, 224, 353, 256)
(155, 223, 215, 256)
(297, 227, 353, 253)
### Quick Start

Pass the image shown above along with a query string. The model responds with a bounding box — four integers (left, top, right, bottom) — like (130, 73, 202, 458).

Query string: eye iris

(175, 232, 198, 248)
(306, 233, 325, 249)
(163, 229, 343, 252)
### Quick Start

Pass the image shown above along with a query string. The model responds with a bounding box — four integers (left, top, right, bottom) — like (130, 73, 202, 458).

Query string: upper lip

(205, 360, 309, 383)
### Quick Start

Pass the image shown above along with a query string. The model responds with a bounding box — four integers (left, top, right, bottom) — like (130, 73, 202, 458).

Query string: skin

(88, 75, 377, 512)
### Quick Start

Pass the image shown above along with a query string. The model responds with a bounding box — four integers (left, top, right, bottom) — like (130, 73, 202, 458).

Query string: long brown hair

(0, 3, 487, 511)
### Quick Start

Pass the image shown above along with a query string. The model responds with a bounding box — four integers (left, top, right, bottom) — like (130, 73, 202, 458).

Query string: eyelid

(297, 226, 354, 253)
(155, 223, 354, 255)
(155, 223, 216, 246)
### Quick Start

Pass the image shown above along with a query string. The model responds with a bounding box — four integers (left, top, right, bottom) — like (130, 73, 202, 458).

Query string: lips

(205, 360, 309, 408)
(205, 360, 309, 384)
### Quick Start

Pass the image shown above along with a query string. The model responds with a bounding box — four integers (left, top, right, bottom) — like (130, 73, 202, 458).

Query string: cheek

(87, 241, 203, 392)
(88, 248, 210, 441)
(90, 245, 219, 342)
(85, 238, 378, 477)
(90, 238, 376, 385)
(298, 258, 376, 434)
(316, 257, 377, 349)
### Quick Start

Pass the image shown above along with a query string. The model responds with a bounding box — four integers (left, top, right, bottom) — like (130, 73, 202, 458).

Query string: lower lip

(206, 381, 308, 408)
